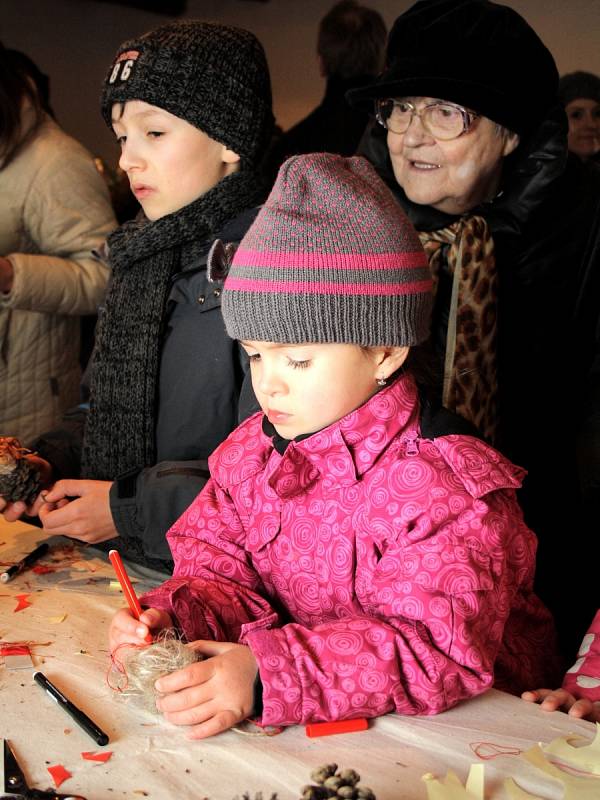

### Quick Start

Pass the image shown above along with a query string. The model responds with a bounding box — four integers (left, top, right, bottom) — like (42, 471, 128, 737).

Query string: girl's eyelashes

(246, 353, 310, 369)
(147, 130, 164, 138)
(114, 134, 126, 146)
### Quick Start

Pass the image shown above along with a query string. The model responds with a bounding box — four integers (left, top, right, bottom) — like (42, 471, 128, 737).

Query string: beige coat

(0, 114, 116, 445)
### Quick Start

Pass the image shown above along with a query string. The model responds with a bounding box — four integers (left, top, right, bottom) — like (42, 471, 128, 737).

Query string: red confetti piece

(81, 751, 113, 763)
(32, 564, 56, 574)
(47, 764, 72, 787)
(14, 594, 31, 612)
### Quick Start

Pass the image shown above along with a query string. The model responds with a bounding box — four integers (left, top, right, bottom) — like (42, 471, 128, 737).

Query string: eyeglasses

(376, 98, 479, 140)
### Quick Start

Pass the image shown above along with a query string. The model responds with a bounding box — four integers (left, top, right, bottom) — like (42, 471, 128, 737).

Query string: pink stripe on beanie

(222, 153, 433, 346)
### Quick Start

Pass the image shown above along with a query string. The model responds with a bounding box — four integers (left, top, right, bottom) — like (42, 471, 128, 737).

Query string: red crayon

(108, 549, 152, 643)
(305, 718, 368, 738)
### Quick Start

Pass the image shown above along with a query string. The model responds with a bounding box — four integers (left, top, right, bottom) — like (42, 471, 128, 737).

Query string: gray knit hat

(100, 20, 273, 164)
(222, 153, 433, 347)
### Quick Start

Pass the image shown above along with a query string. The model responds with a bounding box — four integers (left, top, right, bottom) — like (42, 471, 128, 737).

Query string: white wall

(3, 0, 600, 165)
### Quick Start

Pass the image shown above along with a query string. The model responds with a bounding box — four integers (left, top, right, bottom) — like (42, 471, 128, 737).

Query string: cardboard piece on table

(522, 744, 600, 800)
(503, 778, 543, 799)
(1, 643, 33, 670)
(542, 723, 600, 775)
(422, 764, 484, 799)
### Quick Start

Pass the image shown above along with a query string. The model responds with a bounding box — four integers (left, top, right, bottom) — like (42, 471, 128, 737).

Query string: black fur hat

(100, 20, 273, 165)
(347, 0, 558, 136)
(558, 71, 600, 108)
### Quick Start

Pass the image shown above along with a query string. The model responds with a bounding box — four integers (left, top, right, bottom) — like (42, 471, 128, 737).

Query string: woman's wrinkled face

(565, 98, 600, 161)
(386, 97, 519, 215)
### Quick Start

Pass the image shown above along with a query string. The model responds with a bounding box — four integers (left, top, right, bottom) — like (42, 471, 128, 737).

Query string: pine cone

(301, 764, 376, 800)
(0, 437, 43, 505)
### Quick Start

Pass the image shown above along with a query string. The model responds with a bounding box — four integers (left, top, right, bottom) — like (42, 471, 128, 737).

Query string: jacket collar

(265, 372, 420, 499)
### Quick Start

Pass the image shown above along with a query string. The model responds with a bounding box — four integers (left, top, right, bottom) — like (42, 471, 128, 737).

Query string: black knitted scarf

(81, 169, 262, 480)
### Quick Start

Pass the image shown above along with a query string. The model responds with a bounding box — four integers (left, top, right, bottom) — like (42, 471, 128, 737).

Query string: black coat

(35, 207, 259, 571)
(360, 107, 600, 660)
(266, 75, 375, 183)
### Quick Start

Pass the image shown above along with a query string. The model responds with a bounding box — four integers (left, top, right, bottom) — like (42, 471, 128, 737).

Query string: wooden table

(1, 518, 597, 799)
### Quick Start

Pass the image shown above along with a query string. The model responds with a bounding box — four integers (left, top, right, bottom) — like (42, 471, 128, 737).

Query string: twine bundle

(111, 629, 201, 712)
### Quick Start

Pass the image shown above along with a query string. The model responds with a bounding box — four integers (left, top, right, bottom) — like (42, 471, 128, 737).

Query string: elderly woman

(349, 0, 600, 663)
(558, 71, 600, 163)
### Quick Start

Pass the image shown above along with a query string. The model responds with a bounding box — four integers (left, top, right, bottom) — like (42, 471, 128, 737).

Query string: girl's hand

(109, 606, 173, 653)
(522, 688, 600, 722)
(155, 640, 258, 739)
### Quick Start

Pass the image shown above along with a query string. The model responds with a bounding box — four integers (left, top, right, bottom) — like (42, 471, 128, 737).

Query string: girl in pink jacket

(109, 153, 559, 739)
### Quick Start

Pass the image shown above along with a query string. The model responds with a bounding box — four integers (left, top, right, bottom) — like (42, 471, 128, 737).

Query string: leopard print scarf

(418, 216, 498, 443)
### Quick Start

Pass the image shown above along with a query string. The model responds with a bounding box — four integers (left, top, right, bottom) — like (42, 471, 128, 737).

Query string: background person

(348, 0, 600, 663)
(0, 43, 115, 445)
(557, 70, 600, 163)
(0, 21, 273, 572)
(266, 0, 386, 178)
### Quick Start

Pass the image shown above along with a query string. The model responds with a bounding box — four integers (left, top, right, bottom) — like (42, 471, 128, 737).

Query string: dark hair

(317, 1, 387, 80)
(0, 44, 47, 168)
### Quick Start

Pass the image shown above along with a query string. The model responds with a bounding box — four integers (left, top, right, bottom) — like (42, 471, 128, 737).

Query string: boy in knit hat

(110, 153, 558, 738)
(0, 21, 273, 571)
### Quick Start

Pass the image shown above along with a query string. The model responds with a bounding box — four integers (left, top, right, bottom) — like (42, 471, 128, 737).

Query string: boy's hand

(109, 607, 173, 653)
(522, 688, 600, 722)
(155, 640, 258, 739)
(38, 479, 117, 542)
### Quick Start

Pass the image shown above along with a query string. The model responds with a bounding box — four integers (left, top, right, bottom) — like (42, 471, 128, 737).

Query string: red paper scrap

(47, 764, 72, 788)
(14, 594, 31, 612)
(81, 751, 113, 763)
(32, 564, 56, 575)
(305, 718, 369, 737)
(0, 644, 30, 656)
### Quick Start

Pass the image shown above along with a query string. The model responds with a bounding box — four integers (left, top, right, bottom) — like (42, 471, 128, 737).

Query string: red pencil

(108, 549, 152, 643)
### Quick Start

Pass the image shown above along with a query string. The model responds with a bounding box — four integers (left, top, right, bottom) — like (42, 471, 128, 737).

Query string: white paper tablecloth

(1, 518, 597, 799)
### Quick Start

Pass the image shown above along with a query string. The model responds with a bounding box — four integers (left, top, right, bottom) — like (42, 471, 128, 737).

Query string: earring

(376, 376, 387, 386)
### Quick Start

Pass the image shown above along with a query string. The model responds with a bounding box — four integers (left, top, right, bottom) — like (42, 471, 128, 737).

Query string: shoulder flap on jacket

(432, 435, 526, 499)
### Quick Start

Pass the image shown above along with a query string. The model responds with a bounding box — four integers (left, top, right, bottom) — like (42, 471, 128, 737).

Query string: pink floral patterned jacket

(142, 373, 559, 726)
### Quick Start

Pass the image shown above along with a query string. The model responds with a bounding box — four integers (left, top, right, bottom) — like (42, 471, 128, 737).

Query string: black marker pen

(0, 542, 49, 583)
(33, 671, 110, 746)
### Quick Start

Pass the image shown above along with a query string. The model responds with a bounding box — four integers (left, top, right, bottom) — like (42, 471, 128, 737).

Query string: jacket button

(213, 288, 221, 297)
(198, 295, 205, 304)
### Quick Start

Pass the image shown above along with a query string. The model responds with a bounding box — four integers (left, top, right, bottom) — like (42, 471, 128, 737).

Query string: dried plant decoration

(0, 437, 42, 504)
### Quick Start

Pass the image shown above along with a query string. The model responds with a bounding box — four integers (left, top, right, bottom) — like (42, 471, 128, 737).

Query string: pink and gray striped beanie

(221, 153, 432, 346)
